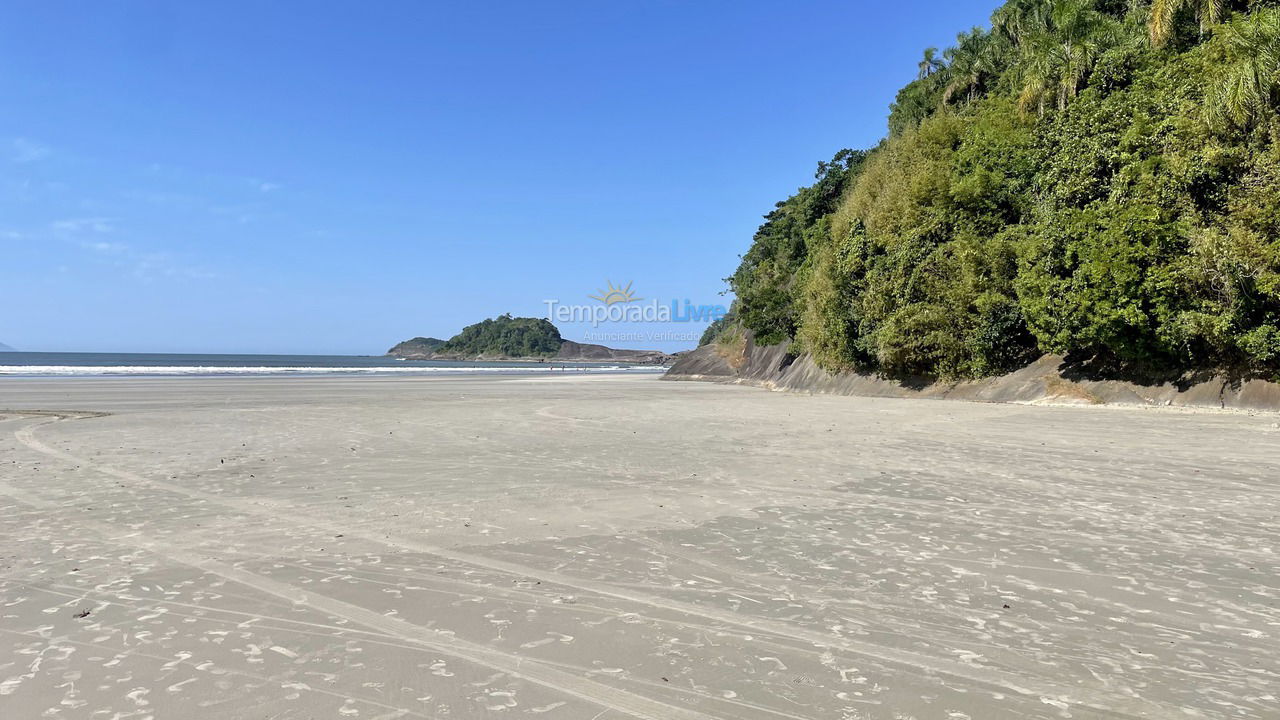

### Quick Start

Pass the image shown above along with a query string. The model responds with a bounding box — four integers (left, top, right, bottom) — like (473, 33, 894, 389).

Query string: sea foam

(0, 365, 664, 377)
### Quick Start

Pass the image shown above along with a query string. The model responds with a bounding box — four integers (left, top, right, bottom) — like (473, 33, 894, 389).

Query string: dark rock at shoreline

(386, 337, 673, 365)
(555, 340, 671, 364)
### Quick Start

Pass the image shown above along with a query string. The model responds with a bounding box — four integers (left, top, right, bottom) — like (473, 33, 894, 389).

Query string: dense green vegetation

(437, 314, 564, 357)
(725, 0, 1280, 380)
(699, 315, 731, 346)
(386, 336, 446, 356)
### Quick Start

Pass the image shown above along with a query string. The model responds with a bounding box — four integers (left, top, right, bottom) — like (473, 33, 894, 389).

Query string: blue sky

(2, 0, 997, 354)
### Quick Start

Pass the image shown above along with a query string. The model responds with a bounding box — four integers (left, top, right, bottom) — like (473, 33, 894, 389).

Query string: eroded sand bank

(0, 375, 1277, 719)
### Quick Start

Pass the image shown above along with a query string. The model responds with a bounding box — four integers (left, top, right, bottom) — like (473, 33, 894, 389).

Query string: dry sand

(0, 374, 1277, 719)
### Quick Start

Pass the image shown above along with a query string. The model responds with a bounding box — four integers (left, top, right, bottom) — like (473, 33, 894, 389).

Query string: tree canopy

(723, 0, 1280, 381)
(386, 336, 447, 355)
(438, 314, 564, 357)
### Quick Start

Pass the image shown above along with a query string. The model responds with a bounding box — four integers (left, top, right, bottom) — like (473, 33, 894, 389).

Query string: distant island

(386, 337, 447, 356)
(388, 314, 673, 364)
(0, 341, 15, 352)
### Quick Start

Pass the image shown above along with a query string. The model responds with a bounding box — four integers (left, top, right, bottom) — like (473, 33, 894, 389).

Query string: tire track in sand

(0, 579, 824, 720)
(0, 476, 726, 720)
(14, 411, 1180, 719)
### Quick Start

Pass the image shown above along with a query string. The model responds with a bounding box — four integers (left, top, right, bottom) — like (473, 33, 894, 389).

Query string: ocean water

(0, 351, 665, 377)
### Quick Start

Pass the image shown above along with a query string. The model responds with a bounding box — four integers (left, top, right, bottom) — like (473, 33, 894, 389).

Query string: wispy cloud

(53, 221, 217, 281)
(79, 238, 216, 281)
(131, 252, 217, 281)
(82, 240, 128, 254)
(248, 177, 282, 193)
(11, 138, 51, 163)
(124, 188, 263, 224)
(51, 217, 115, 234)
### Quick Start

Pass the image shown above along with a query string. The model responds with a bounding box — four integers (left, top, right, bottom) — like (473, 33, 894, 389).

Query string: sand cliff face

(664, 331, 1280, 411)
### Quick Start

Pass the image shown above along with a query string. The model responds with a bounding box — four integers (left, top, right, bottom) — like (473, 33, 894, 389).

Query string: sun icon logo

(589, 280, 642, 305)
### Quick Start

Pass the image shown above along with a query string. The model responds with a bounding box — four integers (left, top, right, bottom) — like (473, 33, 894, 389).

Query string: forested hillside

(724, 0, 1280, 380)
(386, 336, 447, 356)
(436, 314, 564, 357)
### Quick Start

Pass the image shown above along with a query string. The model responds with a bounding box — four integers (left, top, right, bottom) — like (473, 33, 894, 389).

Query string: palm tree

(1016, 0, 1118, 115)
(942, 28, 992, 104)
(992, 0, 1050, 44)
(1016, 31, 1057, 115)
(1206, 7, 1280, 128)
(918, 47, 945, 80)
(1149, 0, 1226, 46)
(1054, 0, 1117, 106)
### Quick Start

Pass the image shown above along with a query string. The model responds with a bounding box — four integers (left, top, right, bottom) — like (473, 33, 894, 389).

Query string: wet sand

(0, 374, 1277, 719)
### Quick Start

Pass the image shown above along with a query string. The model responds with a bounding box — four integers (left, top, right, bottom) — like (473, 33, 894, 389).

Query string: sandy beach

(1, 374, 1277, 719)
